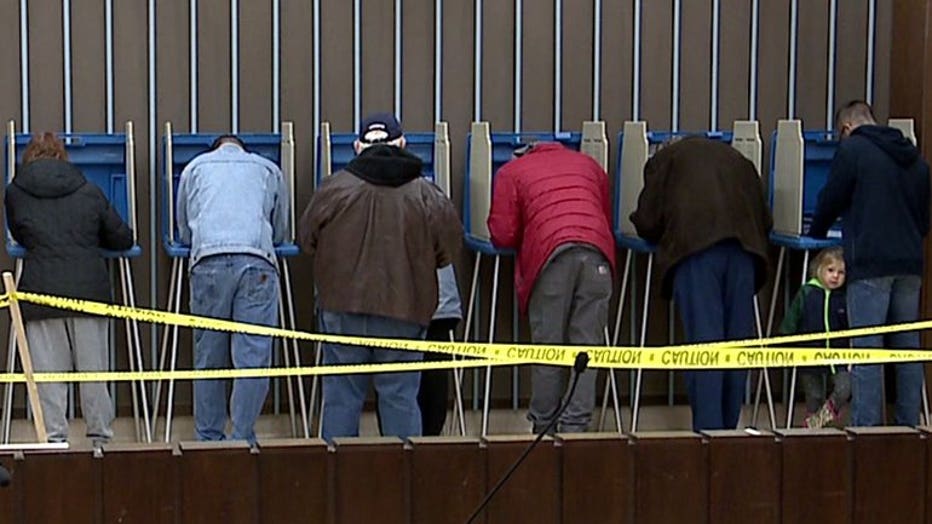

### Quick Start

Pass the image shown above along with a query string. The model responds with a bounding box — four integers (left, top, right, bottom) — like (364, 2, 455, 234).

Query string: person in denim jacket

(177, 135, 289, 444)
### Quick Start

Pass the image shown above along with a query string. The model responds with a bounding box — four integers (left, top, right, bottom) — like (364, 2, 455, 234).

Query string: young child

(779, 247, 851, 428)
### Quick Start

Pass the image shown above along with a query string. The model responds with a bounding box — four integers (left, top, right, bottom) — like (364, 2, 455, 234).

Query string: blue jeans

(673, 241, 755, 431)
(320, 311, 425, 441)
(190, 254, 279, 444)
(847, 275, 923, 426)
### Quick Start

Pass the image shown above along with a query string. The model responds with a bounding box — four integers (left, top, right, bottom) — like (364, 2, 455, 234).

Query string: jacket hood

(346, 145, 423, 187)
(14, 159, 86, 198)
(853, 125, 920, 166)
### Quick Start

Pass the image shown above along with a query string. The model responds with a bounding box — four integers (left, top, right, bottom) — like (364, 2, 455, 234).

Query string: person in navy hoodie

(809, 100, 930, 427)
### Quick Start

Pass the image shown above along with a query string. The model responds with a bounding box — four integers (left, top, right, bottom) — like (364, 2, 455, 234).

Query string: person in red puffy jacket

(488, 142, 615, 434)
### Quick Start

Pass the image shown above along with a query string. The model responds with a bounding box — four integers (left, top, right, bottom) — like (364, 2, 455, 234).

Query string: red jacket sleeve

(487, 165, 522, 248)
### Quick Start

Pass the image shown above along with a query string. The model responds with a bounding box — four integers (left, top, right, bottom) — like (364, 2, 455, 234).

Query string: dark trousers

(673, 240, 755, 431)
(377, 317, 460, 436)
(419, 318, 460, 435)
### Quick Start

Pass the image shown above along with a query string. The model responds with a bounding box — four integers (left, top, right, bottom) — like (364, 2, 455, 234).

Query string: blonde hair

(809, 247, 845, 280)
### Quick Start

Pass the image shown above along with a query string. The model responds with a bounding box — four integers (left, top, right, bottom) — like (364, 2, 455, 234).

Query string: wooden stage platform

(0, 426, 928, 523)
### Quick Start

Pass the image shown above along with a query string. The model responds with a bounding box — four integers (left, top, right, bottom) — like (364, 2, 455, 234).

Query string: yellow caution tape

(0, 291, 925, 383)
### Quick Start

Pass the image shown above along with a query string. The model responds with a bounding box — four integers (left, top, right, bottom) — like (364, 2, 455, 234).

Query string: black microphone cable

(465, 351, 590, 524)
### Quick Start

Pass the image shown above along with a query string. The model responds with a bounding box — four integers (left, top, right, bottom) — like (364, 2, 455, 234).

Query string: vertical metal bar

(553, 0, 562, 132)
(434, 0, 442, 120)
(592, 0, 601, 120)
(671, 0, 680, 132)
(474, 0, 482, 121)
(231, 0, 239, 133)
(272, 0, 280, 132)
(313, 0, 320, 183)
(353, 0, 361, 131)
(749, 0, 759, 120)
(20, 0, 30, 132)
(395, 0, 402, 117)
(190, 0, 199, 132)
(826, 0, 837, 130)
(632, 0, 641, 121)
(148, 0, 157, 370)
(866, 0, 876, 105)
(514, 0, 522, 132)
(105, 0, 114, 134)
(710, 0, 720, 130)
(787, 0, 798, 119)
(63, 0, 72, 133)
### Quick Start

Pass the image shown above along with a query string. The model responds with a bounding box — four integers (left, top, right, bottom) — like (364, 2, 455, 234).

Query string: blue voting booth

(463, 121, 610, 436)
(154, 122, 308, 441)
(315, 124, 443, 188)
(610, 124, 755, 432)
(311, 121, 460, 437)
(2, 121, 150, 443)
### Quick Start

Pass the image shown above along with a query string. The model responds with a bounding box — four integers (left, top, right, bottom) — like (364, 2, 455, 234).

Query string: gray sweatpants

(528, 246, 612, 433)
(25, 317, 114, 442)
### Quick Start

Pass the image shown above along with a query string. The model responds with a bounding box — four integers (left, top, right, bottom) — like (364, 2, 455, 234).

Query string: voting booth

(610, 121, 772, 432)
(153, 122, 307, 441)
(762, 118, 927, 427)
(463, 121, 611, 436)
(2, 121, 150, 443)
(311, 121, 467, 437)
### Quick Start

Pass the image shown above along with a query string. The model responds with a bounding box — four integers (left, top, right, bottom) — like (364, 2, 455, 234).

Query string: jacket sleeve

(428, 186, 463, 268)
(97, 188, 134, 251)
(630, 154, 666, 243)
(487, 165, 521, 248)
(809, 148, 855, 238)
(270, 164, 289, 244)
(4, 186, 25, 245)
(176, 163, 193, 244)
(297, 180, 335, 259)
(779, 286, 808, 335)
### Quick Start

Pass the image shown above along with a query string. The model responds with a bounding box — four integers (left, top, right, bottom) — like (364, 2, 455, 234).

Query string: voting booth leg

(310, 340, 324, 439)
(749, 295, 777, 429)
(480, 255, 502, 437)
(151, 257, 185, 442)
(753, 247, 786, 427)
(119, 258, 152, 442)
(279, 258, 309, 438)
(923, 376, 931, 425)
(447, 328, 467, 436)
(599, 250, 633, 431)
(150, 257, 183, 439)
(1, 261, 24, 443)
(451, 252, 484, 434)
(784, 250, 812, 428)
(601, 327, 623, 433)
(630, 253, 654, 432)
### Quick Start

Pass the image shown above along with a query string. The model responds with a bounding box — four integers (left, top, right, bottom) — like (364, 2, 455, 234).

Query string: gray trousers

(800, 368, 852, 414)
(25, 317, 114, 442)
(528, 246, 612, 433)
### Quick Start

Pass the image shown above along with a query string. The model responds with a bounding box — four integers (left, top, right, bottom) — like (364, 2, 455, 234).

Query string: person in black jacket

(780, 247, 851, 429)
(809, 100, 931, 427)
(4, 132, 133, 444)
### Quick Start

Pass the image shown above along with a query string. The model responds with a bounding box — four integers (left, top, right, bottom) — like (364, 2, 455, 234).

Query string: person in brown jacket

(298, 113, 462, 440)
(631, 136, 772, 431)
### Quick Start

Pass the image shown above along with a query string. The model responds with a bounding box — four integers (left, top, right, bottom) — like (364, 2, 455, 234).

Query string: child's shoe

(805, 400, 837, 429)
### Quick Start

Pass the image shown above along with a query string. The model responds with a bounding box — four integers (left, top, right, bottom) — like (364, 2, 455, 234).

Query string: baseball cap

(359, 113, 404, 144)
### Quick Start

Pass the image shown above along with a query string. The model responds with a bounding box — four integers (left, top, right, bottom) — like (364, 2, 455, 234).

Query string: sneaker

(806, 400, 837, 429)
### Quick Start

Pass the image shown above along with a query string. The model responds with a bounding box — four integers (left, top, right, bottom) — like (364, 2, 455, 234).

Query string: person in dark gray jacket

(5, 132, 133, 444)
